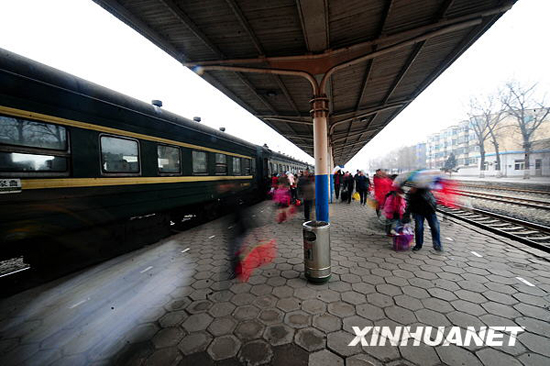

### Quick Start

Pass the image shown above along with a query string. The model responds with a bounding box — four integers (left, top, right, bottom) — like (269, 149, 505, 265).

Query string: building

(425, 109, 550, 177)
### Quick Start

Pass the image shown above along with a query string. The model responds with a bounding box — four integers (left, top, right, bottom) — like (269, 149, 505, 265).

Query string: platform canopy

(93, 0, 515, 165)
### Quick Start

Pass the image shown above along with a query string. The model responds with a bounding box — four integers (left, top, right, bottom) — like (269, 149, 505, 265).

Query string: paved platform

(1, 200, 550, 366)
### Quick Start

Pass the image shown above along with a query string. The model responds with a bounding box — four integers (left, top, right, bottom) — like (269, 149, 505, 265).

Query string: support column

(311, 95, 329, 222)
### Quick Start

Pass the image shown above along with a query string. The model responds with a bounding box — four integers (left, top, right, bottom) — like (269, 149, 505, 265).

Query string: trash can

(302, 220, 331, 283)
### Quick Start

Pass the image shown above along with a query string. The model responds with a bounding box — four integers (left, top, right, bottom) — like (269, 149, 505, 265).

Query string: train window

(251, 159, 256, 174)
(0, 152, 67, 172)
(243, 158, 251, 175)
(232, 157, 241, 175)
(215, 153, 227, 175)
(192, 151, 208, 174)
(0, 115, 67, 151)
(157, 145, 181, 174)
(100, 136, 139, 173)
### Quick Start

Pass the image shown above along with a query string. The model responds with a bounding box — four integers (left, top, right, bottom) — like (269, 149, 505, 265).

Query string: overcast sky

(1, 0, 549, 172)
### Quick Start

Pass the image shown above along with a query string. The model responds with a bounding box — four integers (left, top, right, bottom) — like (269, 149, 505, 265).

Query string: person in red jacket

(373, 169, 392, 217)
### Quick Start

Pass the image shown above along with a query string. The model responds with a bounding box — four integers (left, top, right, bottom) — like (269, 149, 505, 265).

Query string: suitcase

(393, 225, 413, 251)
(341, 190, 348, 201)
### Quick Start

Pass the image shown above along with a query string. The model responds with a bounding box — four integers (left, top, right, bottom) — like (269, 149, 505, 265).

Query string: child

(382, 185, 406, 236)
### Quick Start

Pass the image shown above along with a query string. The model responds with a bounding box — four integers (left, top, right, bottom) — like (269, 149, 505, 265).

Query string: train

(0, 48, 309, 269)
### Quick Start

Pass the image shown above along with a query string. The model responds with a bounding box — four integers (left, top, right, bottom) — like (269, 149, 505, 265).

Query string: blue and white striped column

(311, 96, 329, 222)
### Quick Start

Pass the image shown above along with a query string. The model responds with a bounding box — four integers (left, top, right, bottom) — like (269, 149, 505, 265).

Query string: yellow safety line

(21, 176, 253, 190)
(0, 105, 253, 159)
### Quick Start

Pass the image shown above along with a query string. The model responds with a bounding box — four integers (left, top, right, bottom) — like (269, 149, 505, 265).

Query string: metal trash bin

(303, 220, 331, 283)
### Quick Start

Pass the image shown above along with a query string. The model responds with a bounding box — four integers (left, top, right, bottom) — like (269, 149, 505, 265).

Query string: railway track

(438, 206, 550, 253)
(452, 189, 550, 210)
(458, 182, 550, 196)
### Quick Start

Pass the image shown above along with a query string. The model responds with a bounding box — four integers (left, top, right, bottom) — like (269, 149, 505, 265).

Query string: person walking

(298, 169, 315, 221)
(334, 170, 341, 200)
(356, 171, 370, 205)
(343, 172, 355, 204)
(405, 187, 442, 252)
(373, 169, 392, 216)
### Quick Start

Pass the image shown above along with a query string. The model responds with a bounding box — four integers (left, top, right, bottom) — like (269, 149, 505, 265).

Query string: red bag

(295, 199, 302, 206)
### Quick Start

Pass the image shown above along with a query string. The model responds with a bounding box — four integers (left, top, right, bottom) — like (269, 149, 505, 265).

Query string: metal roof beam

(382, 41, 425, 105)
(224, 0, 265, 55)
(296, 0, 329, 53)
(94, 0, 186, 62)
(158, 0, 224, 58)
(182, 4, 512, 68)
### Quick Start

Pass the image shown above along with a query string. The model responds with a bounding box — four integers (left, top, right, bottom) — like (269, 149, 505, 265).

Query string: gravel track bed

(468, 197, 550, 228)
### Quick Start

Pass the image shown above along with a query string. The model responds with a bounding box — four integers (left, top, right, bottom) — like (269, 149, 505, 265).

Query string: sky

(0, 0, 548, 172)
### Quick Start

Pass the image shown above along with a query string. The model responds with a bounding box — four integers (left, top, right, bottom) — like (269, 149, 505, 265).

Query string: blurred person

(334, 170, 342, 200)
(373, 169, 392, 216)
(273, 182, 291, 223)
(288, 171, 297, 202)
(298, 169, 315, 221)
(343, 172, 355, 204)
(382, 185, 406, 236)
(404, 187, 442, 252)
(356, 171, 370, 205)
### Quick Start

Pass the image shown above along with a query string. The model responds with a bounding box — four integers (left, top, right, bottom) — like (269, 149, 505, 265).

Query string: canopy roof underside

(93, 0, 515, 165)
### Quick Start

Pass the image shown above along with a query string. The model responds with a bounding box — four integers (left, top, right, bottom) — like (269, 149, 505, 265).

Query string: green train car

(0, 48, 308, 268)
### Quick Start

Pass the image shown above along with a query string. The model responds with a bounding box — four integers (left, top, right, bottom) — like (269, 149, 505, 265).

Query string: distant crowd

(269, 168, 443, 252)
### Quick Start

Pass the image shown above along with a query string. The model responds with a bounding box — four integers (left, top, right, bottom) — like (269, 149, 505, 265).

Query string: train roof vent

(193, 117, 201, 122)
(151, 100, 163, 107)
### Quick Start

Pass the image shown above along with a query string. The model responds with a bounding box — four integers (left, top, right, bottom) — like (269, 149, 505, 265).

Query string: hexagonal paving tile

(384, 306, 417, 325)
(277, 298, 301, 312)
(312, 313, 342, 333)
(152, 327, 185, 348)
(187, 300, 213, 314)
(301, 299, 327, 315)
(208, 316, 238, 337)
(233, 305, 261, 321)
(207, 335, 241, 361)
(316, 289, 341, 302)
(159, 310, 188, 328)
(238, 339, 273, 366)
(258, 308, 284, 325)
(327, 330, 360, 357)
(272, 285, 294, 299)
(366, 293, 393, 308)
(263, 324, 295, 346)
(251, 284, 273, 297)
(182, 313, 214, 332)
(209, 302, 236, 318)
(341, 291, 366, 305)
(231, 293, 256, 306)
(253, 295, 278, 308)
(295, 327, 326, 352)
(356, 303, 385, 321)
(342, 315, 373, 334)
(327, 302, 355, 317)
(309, 349, 344, 366)
(178, 331, 213, 355)
(284, 310, 311, 329)
(294, 287, 317, 300)
(235, 320, 265, 342)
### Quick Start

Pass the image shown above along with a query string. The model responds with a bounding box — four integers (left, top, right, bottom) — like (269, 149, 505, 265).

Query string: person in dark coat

(404, 187, 442, 251)
(333, 171, 342, 200)
(343, 172, 355, 204)
(355, 171, 370, 205)
(298, 169, 315, 221)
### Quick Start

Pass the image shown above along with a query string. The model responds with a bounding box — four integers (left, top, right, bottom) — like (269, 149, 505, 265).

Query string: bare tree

(467, 98, 492, 178)
(469, 95, 506, 177)
(501, 81, 550, 179)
